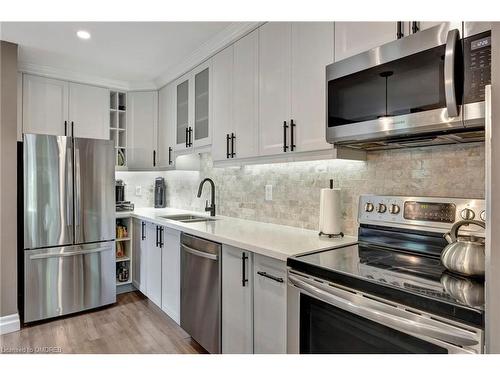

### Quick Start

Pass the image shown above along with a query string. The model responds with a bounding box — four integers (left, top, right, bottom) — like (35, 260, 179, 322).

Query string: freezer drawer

(24, 241, 116, 323)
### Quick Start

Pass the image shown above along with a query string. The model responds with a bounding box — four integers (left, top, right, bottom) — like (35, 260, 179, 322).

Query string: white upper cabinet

(259, 22, 292, 156)
(174, 60, 212, 152)
(69, 82, 110, 139)
(334, 22, 398, 61)
(158, 83, 176, 168)
(212, 45, 234, 162)
(127, 91, 158, 170)
(290, 22, 334, 153)
(212, 29, 260, 162)
(23, 74, 69, 136)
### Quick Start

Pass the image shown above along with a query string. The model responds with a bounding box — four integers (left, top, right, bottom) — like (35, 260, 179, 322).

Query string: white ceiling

(0, 22, 245, 87)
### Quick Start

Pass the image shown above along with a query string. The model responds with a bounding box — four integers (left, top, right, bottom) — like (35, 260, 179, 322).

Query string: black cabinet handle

(226, 134, 230, 159)
(71, 121, 74, 137)
(411, 21, 419, 34)
(397, 21, 404, 39)
(188, 127, 193, 147)
(168, 147, 172, 165)
(290, 120, 296, 151)
(242, 252, 248, 287)
(231, 133, 235, 158)
(159, 227, 164, 248)
(141, 222, 146, 240)
(153, 150, 156, 167)
(257, 271, 284, 283)
(283, 121, 289, 152)
(185, 128, 188, 148)
(156, 226, 159, 247)
(64, 121, 67, 136)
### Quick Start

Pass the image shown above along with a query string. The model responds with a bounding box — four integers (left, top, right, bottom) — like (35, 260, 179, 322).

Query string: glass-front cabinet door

(194, 65, 211, 147)
(175, 77, 190, 150)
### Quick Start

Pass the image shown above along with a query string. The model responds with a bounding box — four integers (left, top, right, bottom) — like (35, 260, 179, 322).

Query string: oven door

(287, 272, 483, 354)
(326, 23, 464, 144)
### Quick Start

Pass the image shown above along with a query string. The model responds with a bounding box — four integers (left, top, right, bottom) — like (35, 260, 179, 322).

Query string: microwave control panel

(464, 30, 491, 104)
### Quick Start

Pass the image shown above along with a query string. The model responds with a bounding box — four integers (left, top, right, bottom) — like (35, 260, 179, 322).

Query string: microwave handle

(444, 29, 460, 118)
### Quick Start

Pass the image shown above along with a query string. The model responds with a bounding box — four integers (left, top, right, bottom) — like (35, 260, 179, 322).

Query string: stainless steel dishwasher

(180, 233, 221, 354)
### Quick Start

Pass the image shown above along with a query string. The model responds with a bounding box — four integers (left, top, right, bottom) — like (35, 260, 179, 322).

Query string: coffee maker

(115, 179, 134, 212)
(154, 177, 166, 208)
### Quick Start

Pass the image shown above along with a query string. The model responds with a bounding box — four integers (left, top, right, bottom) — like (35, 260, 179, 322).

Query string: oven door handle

(444, 28, 460, 118)
(288, 274, 479, 348)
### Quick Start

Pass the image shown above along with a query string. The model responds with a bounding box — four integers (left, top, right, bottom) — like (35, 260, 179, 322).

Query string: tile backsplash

(117, 143, 484, 235)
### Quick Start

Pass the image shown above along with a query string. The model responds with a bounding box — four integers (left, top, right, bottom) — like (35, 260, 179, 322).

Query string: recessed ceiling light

(76, 30, 91, 40)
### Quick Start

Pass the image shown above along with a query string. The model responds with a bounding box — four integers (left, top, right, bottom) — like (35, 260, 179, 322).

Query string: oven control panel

(359, 195, 485, 233)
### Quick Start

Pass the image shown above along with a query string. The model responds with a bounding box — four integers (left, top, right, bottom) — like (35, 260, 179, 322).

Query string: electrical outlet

(135, 185, 142, 196)
(265, 184, 273, 201)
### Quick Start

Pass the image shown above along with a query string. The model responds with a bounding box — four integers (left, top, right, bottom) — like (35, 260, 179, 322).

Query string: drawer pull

(257, 271, 284, 283)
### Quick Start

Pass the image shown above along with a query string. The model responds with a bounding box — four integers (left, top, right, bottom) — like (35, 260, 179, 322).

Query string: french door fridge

(23, 134, 116, 323)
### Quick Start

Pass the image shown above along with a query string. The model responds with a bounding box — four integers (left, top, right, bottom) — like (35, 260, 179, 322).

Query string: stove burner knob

(480, 210, 486, 222)
(389, 204, 401, 215)
(377, 203, 387, 213)
(460, 208, 475, 220)
(365, 202, 374, 212)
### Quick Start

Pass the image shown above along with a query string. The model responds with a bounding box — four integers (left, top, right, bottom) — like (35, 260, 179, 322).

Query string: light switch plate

(265, 184, 272, 201)
(135, 185, 142, 196)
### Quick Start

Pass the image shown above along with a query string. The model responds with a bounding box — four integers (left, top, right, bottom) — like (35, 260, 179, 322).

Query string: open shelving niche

(116, 216, 135, 294)
(110, 91, 127, 170)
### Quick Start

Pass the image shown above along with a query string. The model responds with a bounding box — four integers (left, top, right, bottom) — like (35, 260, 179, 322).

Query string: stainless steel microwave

(326, 22, 491, 150)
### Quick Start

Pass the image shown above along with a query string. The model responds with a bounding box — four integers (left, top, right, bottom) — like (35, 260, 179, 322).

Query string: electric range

(287, 195, 485, 354)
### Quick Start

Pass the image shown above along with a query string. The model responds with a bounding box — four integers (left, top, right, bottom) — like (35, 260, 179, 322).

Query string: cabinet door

(23, 74, 68, 136)
(233, 29, 260, 160)
(291, 22, 333, 153)
(259, 22, 292, 156)
(146, 222, 162, 307)
(132, 219, 145, 291)
(139, 221, 148, 294)
(158, 83, 176, 168)
(127, 91, 158, 169)
(222, 245, 253, 354)
(192, 61, 212, 148)
(175, 74, 191, 151)
(212, 45, 234, 162)
(253, 254, 287, 354)
(334, 22, 397, 62)
(69, 82, 109, 139)
(161, 227, 181, 324)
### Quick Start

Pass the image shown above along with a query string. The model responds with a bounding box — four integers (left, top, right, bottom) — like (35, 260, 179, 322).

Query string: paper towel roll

(319, 187, 342, 235)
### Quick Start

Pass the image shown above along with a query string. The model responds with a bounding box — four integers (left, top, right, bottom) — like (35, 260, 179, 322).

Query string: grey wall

(0, 41, 18, 318)
(119, 142, 485, 236)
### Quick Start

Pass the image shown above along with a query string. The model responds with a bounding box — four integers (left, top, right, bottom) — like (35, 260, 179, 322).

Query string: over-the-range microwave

(326, 22, 491, 150)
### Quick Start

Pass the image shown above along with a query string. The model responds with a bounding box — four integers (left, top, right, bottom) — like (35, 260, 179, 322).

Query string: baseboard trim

(0, 313, 20, 335)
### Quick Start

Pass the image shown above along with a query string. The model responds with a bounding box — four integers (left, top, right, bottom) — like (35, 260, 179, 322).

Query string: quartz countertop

(116, 207, 357, 261)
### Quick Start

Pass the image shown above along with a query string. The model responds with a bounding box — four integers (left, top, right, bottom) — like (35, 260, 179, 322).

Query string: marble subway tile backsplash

(117, 143, 484, 236)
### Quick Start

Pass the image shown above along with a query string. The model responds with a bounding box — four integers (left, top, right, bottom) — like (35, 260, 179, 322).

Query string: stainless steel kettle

(441, 220, 485, 277)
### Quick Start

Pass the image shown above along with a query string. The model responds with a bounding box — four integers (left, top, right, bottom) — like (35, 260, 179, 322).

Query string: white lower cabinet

(146, 222, 162, 307)
(253, 254, 287, 354)
(221, 245, 253, 354)
(132, 219, 147, 293)
(161, 227, 181, 324)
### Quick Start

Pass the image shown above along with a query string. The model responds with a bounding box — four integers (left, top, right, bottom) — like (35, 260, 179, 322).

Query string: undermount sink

(160, 214, 217, 223)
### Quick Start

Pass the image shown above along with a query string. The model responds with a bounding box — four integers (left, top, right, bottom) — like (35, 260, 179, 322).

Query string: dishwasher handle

(181, 244, 218, 261)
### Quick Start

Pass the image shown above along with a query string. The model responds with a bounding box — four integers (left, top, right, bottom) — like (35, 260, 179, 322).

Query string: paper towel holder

(318, 179, 344, 238)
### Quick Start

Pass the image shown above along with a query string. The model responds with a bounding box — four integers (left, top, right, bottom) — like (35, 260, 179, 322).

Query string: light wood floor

(0, 291, 206, 354)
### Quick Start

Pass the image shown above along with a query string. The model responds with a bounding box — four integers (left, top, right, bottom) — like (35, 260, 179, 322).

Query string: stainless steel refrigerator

(22, 134, 116, 323)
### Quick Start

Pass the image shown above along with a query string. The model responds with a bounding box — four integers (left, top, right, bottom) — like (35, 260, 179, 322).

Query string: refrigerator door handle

(29, 245, 112, 260)
(74, 147, 82, 228)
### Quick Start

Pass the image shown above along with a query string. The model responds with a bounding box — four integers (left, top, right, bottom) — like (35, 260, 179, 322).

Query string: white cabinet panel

(158, 83, 176, 168)
(132, 219, 143, 290)
(69, 82, 109, 139)
(253, 254, 287, 354)
(22, 74, 68, 136)
(161, 227, 181, 324)
(127, 91, 158, 170)
(212, 45, 234, 162)
(222, 245, 253, 354)
(192, 61, 212, 148)
(146, 222, 162, 307)
(232, 29, 259, 160)
(291, 22, 333, 153)
(259, 22, 292, 156)
(334, 22, 397, 61)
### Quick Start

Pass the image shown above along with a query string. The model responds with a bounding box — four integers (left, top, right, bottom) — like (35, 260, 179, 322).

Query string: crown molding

(18, 61, 134, 91)
(154, 21, 263, 88)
